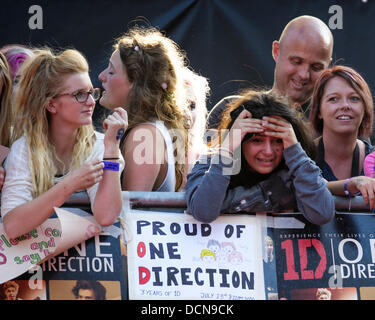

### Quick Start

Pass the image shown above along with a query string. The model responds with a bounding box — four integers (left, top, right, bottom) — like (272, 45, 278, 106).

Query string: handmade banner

(0, 207, 102, 284)
(125, 210, 265, 300)
(0, 208, 127, 300)
(0, 216, 60, 284)
(268, 212, 375, 300)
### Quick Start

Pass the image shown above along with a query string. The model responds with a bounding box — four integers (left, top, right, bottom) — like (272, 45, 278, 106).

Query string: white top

(148, 120, 176, 192)
(1, 131, 124, 217)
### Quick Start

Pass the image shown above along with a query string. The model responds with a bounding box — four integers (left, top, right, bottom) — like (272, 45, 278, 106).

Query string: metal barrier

(63, 191, 371, 212)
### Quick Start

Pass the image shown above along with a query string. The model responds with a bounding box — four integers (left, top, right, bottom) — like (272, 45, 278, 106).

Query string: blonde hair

(115, 26, 189, 190)
(201, 249, 216, 260)
(0, 51, 13, 147)
(316, 288, 331, 300)
(13, 48, 95, 197)
(182, 67, 210, 156)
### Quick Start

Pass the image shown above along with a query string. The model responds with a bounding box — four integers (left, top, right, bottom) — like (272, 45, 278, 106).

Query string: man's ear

(272, 40, 280, 63)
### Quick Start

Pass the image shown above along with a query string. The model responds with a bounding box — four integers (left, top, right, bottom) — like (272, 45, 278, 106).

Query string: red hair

(309, 65, 373, 139)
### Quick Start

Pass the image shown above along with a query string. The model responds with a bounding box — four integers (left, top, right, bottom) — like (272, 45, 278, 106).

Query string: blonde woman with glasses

(1, 48, 127, 239)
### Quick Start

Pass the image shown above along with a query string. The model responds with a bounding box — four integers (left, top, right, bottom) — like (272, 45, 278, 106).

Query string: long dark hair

(218, 90, 316, 188)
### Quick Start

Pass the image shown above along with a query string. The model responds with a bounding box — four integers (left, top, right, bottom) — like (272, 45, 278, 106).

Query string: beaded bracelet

(102, 161, 120, 171)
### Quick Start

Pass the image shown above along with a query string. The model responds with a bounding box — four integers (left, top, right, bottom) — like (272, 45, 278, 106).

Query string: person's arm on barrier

(263, 115, 335, 225)
(2, 110, 126, 238)
(1, 138, 105, 239)
(284, 142, 336, 225)
(186, 109, 256, 223)
(90, 107, 127, 226)
(185, 154, 234, 223)
(326, 177, 375, 210)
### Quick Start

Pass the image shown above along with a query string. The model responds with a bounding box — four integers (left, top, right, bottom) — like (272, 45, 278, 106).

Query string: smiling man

(207, 15, 334, 129)
(271, 15, 333, 109)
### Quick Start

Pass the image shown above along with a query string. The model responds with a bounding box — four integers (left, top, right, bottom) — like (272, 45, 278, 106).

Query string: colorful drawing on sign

(0, 218, 61, 284)
(198, 239, 244, 267)
(125, 210, 265, 300)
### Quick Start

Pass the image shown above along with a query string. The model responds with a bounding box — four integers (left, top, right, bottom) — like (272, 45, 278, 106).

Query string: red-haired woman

(309, 65, 375, 209)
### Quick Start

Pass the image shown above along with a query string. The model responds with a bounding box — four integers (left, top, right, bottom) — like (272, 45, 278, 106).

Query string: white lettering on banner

(95, 233, 112, 257)
(41, 255, 114, 273)
(340, 263, 375, 279)
(338, 238, 363, 264)
(369, 239, 375, 263)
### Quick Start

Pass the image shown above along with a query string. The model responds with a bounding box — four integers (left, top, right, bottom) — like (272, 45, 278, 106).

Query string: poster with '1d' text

(268, 213, 375, 300)
(125, 210, 265, 300)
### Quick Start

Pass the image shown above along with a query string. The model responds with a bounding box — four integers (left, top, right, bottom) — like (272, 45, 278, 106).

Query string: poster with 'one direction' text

(125, 210, 265, 300)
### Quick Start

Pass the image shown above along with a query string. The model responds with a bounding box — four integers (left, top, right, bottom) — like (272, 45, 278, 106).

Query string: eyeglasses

(54, 88, 101, 103)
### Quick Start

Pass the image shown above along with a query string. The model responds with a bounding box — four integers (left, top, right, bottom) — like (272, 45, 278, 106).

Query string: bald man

(207, 15, 334, 129)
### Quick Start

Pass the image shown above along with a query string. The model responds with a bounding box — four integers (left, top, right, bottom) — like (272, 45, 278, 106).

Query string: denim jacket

(185, 143, 335, 225)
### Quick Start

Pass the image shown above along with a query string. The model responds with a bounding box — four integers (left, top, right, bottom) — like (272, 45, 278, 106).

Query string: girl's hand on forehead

(261, 115, 298, 149)
(222, 109, 264, 153)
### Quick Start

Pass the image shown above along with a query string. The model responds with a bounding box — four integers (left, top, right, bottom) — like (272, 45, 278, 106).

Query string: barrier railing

(64, 191, 371, 212)
(2, 191, 373, 300)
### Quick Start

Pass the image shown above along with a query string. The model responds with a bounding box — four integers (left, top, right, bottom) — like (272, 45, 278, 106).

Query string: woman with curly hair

(99, 26, 189, 191)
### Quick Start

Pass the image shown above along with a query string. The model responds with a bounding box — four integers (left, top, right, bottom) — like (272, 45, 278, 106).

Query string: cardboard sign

(125, 210, 265, 300)
(0, 207, 102, 284)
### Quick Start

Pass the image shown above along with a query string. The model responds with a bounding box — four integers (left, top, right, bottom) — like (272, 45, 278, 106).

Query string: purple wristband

(102, 161, 120, 171)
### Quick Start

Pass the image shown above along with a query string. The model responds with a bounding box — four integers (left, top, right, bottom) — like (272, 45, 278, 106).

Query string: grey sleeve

(284, 143, 336, 225)
(185, 154, 234, 223)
